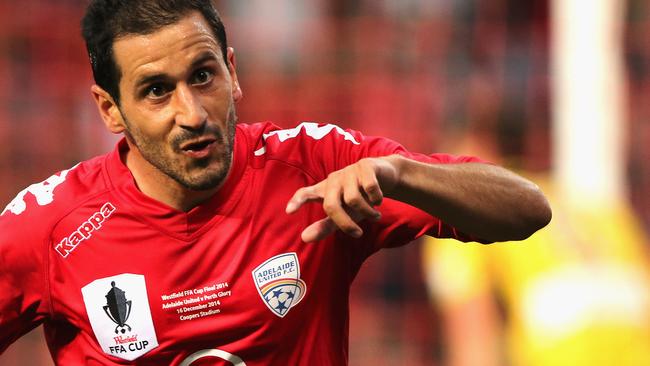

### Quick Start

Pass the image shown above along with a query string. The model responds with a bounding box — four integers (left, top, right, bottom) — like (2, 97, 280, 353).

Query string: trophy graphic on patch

(103, 281, 132, 334)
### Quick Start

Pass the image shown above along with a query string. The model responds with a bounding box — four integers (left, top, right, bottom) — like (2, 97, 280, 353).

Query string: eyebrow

(133, 51, 221, 90)
(134, 74, 170, 91)
(189, 51, 220, 71)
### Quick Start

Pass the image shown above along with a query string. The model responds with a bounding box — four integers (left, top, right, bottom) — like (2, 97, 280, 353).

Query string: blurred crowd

(1, 0, 649, 365)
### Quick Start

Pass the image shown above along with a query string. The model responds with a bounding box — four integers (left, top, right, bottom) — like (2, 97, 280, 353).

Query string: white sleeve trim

(254, 122, 360, 156)
(2, 163, 80, 216)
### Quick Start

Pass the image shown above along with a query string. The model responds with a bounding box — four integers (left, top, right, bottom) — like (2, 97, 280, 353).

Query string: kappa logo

(55, 202, 116, 258)
(82, 274, 159, 361)
(252, 253, 307, 318)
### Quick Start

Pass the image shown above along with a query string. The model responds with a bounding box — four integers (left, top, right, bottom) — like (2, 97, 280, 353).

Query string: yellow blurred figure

(423, 179, 650, 366)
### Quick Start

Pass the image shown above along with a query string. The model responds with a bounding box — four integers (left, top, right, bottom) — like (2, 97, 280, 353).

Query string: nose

(172, 83, 207, 129)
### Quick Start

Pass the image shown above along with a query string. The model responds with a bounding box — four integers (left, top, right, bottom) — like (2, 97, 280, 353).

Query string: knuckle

(327, 170, 342, 181)
(363, 182, 379, 194)
(322, 201, 339, 215)
(360, 158, 376, 170)
(364, 184, 383, 203)
(344, 192, 364, 209)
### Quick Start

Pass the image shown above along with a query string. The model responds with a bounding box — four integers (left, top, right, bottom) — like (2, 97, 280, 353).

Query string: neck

(122, 142, 221, 212)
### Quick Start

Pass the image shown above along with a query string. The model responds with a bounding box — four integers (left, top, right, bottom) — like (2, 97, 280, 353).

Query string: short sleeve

(252, 122, 490, 259)
(289, 124, 490, 257)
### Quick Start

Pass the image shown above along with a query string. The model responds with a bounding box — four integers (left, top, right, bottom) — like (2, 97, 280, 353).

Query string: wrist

(376, 154, 404, 197)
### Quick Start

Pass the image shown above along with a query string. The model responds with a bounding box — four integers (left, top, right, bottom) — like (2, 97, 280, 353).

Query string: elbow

(513, 189, 553, 241)
(487, 186, 552, 243)
(535, 195, 553, 231)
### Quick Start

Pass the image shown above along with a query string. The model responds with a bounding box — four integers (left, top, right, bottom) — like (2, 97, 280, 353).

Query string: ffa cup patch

(81, 274, 159, 361)
(252, 253, 307, 318)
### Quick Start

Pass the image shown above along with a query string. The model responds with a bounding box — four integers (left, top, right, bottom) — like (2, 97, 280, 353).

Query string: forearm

(382, 154, 551, 242)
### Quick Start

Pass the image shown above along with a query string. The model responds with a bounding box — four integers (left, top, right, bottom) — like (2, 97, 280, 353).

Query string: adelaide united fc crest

(252, 253, 307, 318)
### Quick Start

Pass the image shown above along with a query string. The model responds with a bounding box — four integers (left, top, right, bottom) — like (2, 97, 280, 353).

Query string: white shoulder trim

(1, 163, 80, 216)
(254, 122, 360, 156)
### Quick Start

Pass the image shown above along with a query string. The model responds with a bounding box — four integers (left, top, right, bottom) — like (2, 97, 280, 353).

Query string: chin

(184, 177, 225, 191)
(181, 165, 229, 191)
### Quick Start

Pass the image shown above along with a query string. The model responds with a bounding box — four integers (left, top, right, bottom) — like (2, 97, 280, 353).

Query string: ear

(226, 47, 243, 103)
(90, 85, 126, 134)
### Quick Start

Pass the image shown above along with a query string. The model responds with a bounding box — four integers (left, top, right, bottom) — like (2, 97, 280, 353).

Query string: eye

(191, 69, 214, 85)
(145, 84, 170, 99)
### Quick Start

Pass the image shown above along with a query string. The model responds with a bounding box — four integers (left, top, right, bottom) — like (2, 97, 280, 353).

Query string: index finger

(286, 183, 323, 214)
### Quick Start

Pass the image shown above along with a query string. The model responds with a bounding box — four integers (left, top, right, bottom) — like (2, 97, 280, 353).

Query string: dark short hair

(81, 0, 228, 104)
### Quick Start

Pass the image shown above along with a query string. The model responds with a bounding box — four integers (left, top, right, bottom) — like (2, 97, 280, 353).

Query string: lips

(179, 137, 217, 158)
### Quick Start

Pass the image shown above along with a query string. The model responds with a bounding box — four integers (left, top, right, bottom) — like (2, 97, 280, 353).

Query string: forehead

(112, 11, 223, 83)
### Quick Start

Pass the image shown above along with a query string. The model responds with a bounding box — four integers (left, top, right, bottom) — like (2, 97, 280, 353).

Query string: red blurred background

(0, 0, 648, 365)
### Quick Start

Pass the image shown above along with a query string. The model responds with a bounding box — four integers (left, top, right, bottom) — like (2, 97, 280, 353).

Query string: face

(95, 11, 242, 191)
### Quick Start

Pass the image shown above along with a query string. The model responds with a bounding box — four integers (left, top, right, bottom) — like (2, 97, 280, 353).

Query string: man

(0, 1, 551, 364)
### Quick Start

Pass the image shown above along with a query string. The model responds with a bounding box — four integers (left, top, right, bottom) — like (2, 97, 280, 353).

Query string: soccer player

(0, 1, 551, 365)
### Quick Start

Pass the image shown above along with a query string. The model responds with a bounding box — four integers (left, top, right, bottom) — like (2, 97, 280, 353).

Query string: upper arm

(0, 211, 49, 354)
(0, 173, 69, 353)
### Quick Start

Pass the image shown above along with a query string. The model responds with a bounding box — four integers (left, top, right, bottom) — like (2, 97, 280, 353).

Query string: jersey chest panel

(47, 163, 354, 365)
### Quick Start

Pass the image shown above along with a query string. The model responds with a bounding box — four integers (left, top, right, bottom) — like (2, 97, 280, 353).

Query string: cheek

(132, 122, 165, 142)
(128, 110, 175, 141)
(203, 88, 234, 118)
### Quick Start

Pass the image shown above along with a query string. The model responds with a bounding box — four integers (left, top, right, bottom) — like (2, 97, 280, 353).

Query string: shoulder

(0, 154, 111, 295)
(237, 121, 483, 168)
(238, 121, 371, 178)
(238, 121, 407, 171)
(0, 154, 110, 239)
(238, 121, 363, 150)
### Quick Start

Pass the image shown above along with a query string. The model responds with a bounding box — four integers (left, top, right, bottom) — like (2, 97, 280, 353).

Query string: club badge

(82, 274, 159, 361)
(252, 253, 307, 318)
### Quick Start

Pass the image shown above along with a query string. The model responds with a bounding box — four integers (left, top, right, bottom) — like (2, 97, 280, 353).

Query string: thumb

(300, 217, 338, 242)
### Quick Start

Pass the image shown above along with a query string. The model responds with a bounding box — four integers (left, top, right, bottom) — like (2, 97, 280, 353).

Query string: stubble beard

(121, 107, 237, 192)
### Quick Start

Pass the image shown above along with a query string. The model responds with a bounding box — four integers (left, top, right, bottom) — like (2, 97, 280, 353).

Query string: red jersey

(0, 122, 482, 365)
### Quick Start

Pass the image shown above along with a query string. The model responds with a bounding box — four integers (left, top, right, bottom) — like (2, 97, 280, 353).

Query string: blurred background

(1, 0, 649, 365)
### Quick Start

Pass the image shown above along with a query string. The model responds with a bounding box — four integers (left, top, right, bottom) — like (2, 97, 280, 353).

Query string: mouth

(179, 137, 217, 159)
